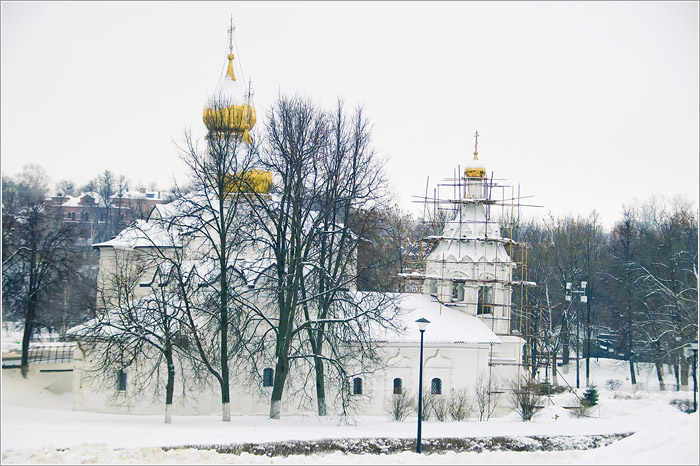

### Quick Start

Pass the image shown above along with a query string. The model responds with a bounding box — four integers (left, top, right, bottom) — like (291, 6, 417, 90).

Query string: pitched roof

(366, 292, 501, 345)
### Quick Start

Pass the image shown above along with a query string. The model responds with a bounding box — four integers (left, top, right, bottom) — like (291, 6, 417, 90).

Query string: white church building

(69, 25, 527, 420)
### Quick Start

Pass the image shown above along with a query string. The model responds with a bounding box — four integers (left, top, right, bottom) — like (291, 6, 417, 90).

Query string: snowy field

(1, 358, 698, 464)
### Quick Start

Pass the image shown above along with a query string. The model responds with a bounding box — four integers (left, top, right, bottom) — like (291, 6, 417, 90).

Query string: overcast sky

(2, 1, 698, 228)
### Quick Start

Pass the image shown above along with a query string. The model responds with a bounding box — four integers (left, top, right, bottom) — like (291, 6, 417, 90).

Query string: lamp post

(684, 341, 698, 413)
(565, 281, 587, 389)
(416, 317, 430, 453)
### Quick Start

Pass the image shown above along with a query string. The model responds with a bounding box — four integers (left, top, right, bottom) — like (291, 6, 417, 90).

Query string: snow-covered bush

(385, 391, 415, 422)
(670, 398, 695, 414)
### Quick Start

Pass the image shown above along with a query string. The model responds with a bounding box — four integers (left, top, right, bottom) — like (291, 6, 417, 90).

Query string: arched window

(393, 378, 403, 395)
(353, 377, 363, 395)
(82, 211, 89, 222)
(262, 368, 274, 387)
(431, 377, 442, 395)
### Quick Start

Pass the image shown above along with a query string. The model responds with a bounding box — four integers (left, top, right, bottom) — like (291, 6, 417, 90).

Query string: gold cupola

(464, 130, 486, 179)
(202, 18, 256, 144)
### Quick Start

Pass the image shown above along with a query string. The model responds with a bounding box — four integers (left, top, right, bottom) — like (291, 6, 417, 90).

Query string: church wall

(71, 337, 524, 419)
(71, 342, 221, 416)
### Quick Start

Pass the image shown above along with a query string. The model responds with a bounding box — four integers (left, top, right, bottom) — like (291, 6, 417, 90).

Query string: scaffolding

(401, 164, 552, 384)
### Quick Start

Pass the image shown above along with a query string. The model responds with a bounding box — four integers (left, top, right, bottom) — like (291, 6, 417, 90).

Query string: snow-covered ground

(1, 358, 698, 464)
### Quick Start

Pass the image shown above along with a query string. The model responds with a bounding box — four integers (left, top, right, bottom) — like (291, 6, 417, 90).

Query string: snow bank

(1, 358, 698, 464)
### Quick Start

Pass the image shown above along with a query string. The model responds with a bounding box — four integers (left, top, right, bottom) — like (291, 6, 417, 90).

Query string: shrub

(670, 398, 695, 414)
(385, 391, 415, 422)
(509, 378, 545, 422)
(539, 380, 553, 396)
(568, 395, 592, 418)
(432, 394, 448, 421)
(474, 372, 501, 421)
(447, 389, 474, 421)
(605, 379, 623, 391)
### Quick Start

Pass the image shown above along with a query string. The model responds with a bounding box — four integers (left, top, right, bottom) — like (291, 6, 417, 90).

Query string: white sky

(2, 1, 698, 229)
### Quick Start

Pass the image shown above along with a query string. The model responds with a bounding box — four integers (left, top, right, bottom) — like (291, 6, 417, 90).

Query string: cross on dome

(202, 18, 256, 145)
(464, 130, 486, 179)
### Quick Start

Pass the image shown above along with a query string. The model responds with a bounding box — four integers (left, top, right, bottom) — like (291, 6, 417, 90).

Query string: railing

(2, 343, 75, 367)
(28, 344, 75, 364)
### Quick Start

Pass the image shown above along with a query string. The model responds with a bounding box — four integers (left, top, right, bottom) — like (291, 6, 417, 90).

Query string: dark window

(431, 377, 442, 395)
(263, 368, 274, 387)
(353, 377, 363, 395)
(82, 211, 89, 221)
(393, 378, 403, 395)
(117, 370, 127, 391)
(477, 286, 493, 315)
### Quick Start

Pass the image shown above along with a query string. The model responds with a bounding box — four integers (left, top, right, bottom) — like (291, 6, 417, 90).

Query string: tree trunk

(314, 355, 327, 416)
(220, 371, 231, 421)
(20, 294, 39, 379)
(219, 219, 231, 422)
(585, 327, 592, 387)
(270, 350, 289, 420)
(629, 359, 637, 390)
(655, 360, 666, 391)
(561, 316, 570, 366)
(552, 352, 558, 386)
(165, 348, 175, 424)
(680, 357, 689, 390)
(20, 318, 34, 379)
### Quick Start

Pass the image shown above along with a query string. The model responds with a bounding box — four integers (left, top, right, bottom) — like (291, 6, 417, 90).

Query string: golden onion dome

(464, 153, 486, 179)
(202, 23, 256, 144)
(220, 169, 273, 196)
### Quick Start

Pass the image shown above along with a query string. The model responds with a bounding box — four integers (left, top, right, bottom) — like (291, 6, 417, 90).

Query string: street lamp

(565, 281, 587, 389)
(684, 341, 698, 413)
(416, 317, 430, 453)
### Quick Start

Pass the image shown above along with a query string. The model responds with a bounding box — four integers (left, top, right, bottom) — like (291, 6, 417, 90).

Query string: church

(70, 22, 527, 420)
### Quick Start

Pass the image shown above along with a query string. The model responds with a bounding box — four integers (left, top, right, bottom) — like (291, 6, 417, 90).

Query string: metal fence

(3, 344, 76, 367)
(29, 344, 75, 364)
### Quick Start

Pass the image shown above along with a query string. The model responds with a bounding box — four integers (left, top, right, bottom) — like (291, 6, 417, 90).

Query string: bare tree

(2, 165, 77, 377)
(74, 247, 203, 424)
(163, 93, 260, 421)
(245, 95, 400, 419)
(474, 371, 500, 421)
(509, 376, 545, 422)
(628, 196, 697, 390)
(356, 205, 419, 293)
(606, 206, 641, 389)
(385, 390, 415, 422)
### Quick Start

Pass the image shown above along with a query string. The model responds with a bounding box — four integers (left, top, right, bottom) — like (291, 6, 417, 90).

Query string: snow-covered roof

(93, 220, 178, 249)
(366, 292, 500, 345)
